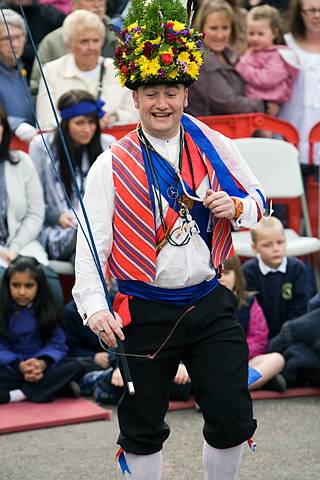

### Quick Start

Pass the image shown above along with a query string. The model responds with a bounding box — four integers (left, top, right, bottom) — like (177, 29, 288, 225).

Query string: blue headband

(60, 99, 106, 120)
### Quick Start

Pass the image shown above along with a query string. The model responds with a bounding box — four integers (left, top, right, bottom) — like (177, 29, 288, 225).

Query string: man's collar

(141, 128, 181, 147)
(257, 254, 287, 275)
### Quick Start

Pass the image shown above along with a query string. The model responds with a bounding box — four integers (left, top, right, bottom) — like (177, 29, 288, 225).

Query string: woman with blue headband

(29, 89, 115, 262)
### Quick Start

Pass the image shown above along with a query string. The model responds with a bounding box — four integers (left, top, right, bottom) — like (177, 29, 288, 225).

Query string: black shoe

(60, 381, 81, 398)
(263, 374, 287, 392)
(0, 391, 10, 404)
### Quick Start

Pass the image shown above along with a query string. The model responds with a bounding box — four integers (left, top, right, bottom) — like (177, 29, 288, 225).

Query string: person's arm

(190, 62, 264, 115)
(29, 135, 63, 226)
(236, 52, 289, 89)
(36, 64, 57, 130)
(288, 260, 309, 319)
(0, 337, 19, 366)
(72, 150, 115, 321)
(35, 325, 68, 365)
(7, 154, 45, 253)
(212, 134, 266, 229)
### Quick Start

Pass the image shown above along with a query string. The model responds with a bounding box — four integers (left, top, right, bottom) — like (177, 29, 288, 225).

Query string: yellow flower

(186, 41, 196, 50)
(193, 50, 203, 65)
(172, 21, 186, 32)
(150, 36, 161, 45)
(140, 57, 161, 79)
(127, 21, 138, 32)
(178, 52, 189, 62)
(168, 68, 179, 79)
(134, 42, 145, 54)
(187, 61, 199, 79)
(119, 75, 127, 87)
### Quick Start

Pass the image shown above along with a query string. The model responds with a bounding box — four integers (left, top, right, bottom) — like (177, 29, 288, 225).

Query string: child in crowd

(269, 308, 320, 387)
(235, 5, 299, 110)
(0, 256, 85, 404)
(243, 216, 309, 339)
(221, 255, 286, 391)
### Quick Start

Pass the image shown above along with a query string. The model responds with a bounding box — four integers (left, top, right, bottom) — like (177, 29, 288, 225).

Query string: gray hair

(62, 9, 105, 46)
(0, 9, 26, 34)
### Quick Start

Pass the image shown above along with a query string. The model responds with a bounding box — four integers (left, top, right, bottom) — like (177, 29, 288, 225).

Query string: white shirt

(258, 254, 287, 275)
(73, 130, 259, 322)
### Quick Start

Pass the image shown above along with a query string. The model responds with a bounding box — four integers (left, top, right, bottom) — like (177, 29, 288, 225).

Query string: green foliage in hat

(116, 0, 203, 89)
(125, 0, 188, 34)
(124, 0, 146, 27)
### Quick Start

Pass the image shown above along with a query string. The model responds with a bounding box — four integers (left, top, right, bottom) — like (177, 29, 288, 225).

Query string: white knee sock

(124, 451, 162, 480)
(9, 389, 26, 403)
(203, 440, 243, 480)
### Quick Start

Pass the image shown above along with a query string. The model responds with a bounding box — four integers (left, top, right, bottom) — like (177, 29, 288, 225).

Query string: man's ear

(133, 90, 139, 109)
(251, 243, 257, 254)
(184, 88, 189, 108)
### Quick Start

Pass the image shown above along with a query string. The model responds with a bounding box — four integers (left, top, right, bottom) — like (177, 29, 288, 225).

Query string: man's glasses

(302, 8, 320, 16)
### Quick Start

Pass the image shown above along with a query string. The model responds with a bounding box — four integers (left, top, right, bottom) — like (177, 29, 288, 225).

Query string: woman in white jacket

(0, 105, 63, 308)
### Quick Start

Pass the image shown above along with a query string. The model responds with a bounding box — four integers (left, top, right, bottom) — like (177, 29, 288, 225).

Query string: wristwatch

(231, 197, 244, 220)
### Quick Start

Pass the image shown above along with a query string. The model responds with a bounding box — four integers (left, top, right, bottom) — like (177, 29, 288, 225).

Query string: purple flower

(143, 41, 153, 59)
(158, 68, 167, 78)
(130, 60, 136, 72)
(196, 40, 203, 48)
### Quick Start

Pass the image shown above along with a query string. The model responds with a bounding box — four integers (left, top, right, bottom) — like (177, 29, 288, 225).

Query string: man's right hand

(88, 309, 124, 348)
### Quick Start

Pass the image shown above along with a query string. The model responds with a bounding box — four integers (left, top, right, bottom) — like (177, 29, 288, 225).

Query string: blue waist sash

(118, 277, 219, 305)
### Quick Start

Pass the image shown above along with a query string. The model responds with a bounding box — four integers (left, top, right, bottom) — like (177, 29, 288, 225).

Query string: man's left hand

(203, 189, 235, 219)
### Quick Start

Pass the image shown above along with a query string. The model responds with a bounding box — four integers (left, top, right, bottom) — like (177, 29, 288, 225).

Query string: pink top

(247, 297, 269, 359)
(38, 0, 71, 15)
(235, 45, 299, 103)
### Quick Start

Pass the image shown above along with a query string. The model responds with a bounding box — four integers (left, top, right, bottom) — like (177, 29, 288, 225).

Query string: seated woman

(0, 9, 37, 143)
(220, 255, 286, 391)
(36, 9, 138, 130)
(29, 89, 115, 261)
(0, 104, 63, 308)
(185, 0, 270, 117)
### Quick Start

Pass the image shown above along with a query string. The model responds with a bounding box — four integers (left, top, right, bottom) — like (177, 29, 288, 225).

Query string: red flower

(161, 53, 173, 65)
(121, 65, 128, 76)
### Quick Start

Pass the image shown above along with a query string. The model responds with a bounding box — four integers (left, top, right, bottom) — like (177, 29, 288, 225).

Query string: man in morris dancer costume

(73, 1, 266, 478)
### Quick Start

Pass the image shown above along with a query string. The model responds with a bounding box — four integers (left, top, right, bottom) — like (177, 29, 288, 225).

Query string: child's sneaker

(79, 370, 107, 396)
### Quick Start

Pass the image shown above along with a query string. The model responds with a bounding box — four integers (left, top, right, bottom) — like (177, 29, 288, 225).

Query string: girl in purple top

(0, 256, 85, 404)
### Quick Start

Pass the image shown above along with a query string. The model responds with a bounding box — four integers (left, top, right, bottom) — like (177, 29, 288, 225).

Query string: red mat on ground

(251, 386, 320, 400)
(0, 398, 111, 434)
(168, 387, 320, 411)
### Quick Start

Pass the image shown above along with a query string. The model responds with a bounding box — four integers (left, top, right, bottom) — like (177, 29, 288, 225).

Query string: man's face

(133, 84, 188, 140)
(252, 226, 286, 269)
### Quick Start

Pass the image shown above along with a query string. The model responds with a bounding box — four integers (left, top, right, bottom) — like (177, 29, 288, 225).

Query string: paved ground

(1, 396, 319, 480)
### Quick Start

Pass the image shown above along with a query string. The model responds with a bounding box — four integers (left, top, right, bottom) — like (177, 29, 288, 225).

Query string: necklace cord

(98, 304, 196, 360)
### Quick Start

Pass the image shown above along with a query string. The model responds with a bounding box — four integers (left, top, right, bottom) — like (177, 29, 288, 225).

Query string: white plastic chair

(231, 138, 320, 283)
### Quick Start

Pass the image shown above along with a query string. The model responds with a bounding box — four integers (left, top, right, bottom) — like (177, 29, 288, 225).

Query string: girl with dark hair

(0, 256, 85, 404)
(29, 89, 115, 261)
(221, 255, 287, 391)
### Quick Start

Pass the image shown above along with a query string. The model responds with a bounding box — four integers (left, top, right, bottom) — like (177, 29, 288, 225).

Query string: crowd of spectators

(0, 0, 320, 404)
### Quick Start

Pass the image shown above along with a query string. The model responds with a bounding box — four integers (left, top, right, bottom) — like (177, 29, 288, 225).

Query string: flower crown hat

(114, 0, 204, 90)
